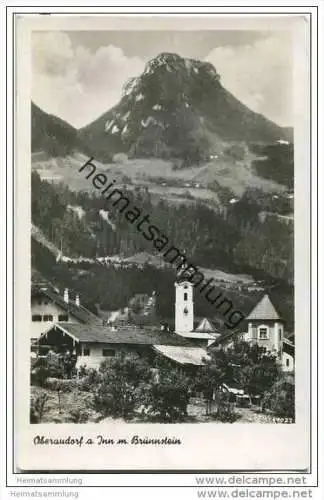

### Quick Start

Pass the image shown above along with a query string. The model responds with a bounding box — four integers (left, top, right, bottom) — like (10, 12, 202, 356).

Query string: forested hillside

(250, 142, 294, 188)
(32, 172, 293, 283)
(32, 237, 294, 331)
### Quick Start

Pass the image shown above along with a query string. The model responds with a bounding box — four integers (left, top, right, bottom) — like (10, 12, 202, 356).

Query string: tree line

(31, 172, 294, 283)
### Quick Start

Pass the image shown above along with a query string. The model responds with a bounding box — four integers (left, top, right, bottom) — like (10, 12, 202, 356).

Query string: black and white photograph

(30, 26, 296, 426)
(12, 13, 312, 472)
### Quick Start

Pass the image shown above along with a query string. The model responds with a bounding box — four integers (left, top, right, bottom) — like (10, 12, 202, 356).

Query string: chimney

(75, 294, 80, 307)
(63, 288, 69, 303)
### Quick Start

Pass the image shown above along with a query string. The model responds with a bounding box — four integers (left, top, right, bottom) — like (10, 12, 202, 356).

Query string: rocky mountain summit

(79, 52, 289, 162)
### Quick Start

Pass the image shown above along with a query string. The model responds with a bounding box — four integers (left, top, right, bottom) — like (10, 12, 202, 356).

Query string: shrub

(31, 366, 48, 387)
(62, 352, 77, 378)
(77, 368, 101, 392)
(142, 362, 191, 422)
(267, 379, 295, 420)
(77, 365, 88, 378)
(69, 407, 90, 423)
(30, 392, 50, 423)
(31, 353, 65, 387)
(45, 377, 76, 392)
(46, 378, 75, 414)
(215, 392, 239, 423)
(93, 352, 151, 419)
(199, 341, 280, 399)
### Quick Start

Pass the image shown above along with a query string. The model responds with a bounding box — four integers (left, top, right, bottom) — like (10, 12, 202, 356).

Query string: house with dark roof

(31, 286, 102, 341)
(32, 279, 212, 369)
(37, 322, 206, 369)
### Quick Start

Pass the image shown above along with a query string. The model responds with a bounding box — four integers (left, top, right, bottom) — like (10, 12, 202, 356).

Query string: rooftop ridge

(246, 294, 281, 321)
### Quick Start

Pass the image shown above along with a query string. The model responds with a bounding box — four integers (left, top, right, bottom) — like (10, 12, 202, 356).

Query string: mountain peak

(142, 52, 220, 80)
(80, 52, 288, 163)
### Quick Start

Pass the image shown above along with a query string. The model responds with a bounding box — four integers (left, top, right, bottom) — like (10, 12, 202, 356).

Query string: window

(184, 292, 188, 301)
(258, 327, 269, 340)
(83, 347, 90, 356)
(184, 285, 188, 289)
(279, 328, 283, 341)
(58, 314, 69, 322)
(102, 348, 115, 357)
(32, 314, 42, 322)
(286, 358, 290, 367)
(43, 315, 53, 322)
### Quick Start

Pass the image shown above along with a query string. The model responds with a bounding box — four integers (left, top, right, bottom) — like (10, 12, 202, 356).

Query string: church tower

(175, 280, 194, 334)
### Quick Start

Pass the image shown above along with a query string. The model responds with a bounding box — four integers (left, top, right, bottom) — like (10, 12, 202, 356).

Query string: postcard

(13, 13, 312, 472)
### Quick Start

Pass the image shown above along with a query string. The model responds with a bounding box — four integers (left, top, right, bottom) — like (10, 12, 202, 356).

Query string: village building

(33, 279, 214, 369)
(244, 294, 284, 354)
(174, 279, 219, 348)
(214, 294, 294, 372)
(31, 285, 102, 342)
(281, 337, 295, 373)
(32, 274, 294, 373)
(37, 323, 206, 370)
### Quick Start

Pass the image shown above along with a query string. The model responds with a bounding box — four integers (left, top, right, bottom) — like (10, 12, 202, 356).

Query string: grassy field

(32, 151, 285, 204)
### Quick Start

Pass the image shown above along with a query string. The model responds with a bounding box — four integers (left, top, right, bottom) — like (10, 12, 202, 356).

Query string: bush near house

(30, 392, 50, 423)
(92, 354, 193, 422)
(31, 352, 64, 387)
(93, 352, 152, 419)
(202, 341, 280, 397)
(31, 350, 78, 387)
(266, 379, 295, 420)
(77, 366, 101, 392)
(140, 360, 191, 422)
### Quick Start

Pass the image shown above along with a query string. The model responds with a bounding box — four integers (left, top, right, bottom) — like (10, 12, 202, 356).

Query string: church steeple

(174, 280, 194, 334)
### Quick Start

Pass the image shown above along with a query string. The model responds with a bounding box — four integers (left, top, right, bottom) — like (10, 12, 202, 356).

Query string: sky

(32, 30, 292, 129)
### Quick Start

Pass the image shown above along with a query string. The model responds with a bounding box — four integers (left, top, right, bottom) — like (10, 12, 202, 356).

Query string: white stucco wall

(31, 297, 82, 340)
(76, 343, 117, 370)
(282, 352, 294, 372)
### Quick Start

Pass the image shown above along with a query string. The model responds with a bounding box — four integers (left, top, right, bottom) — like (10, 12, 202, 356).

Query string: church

(33, 276, 294, 372)
(172, 278, 294, 371)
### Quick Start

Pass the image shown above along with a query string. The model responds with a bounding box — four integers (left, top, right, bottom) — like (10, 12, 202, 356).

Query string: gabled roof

(153, 345, 209, 366)
(40, 323, 194, 346)
(246, 294, 281, 321)
(195, 317, 217, 332)
(32, 287, 102, 325)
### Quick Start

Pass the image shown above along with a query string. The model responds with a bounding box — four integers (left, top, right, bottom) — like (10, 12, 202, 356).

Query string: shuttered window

(259, 327, 269, 340)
